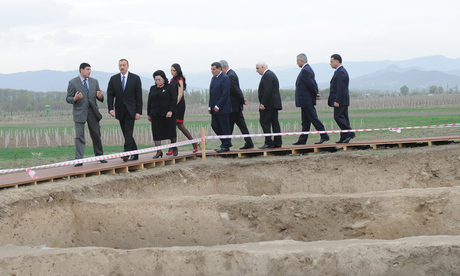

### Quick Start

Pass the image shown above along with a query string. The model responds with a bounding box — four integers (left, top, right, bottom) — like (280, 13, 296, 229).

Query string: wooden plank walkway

(201, 136, 460, 158)
(1, 136, 459, 189)
(0, 152, 197, 189)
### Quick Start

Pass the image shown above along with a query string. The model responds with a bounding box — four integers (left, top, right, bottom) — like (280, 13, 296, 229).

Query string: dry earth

(1, 144, 460, 275)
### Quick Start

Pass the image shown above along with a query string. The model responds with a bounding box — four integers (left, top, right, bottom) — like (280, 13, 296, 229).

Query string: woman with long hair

(168, 63, 198, 154)
(147, 70, 178, 157)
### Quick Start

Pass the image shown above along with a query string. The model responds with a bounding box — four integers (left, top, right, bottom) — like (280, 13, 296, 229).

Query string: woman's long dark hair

(153, 70, 169, 85)
(171, 63, 187, 90)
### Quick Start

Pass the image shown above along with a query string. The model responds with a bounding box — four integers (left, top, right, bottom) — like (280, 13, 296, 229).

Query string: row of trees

(1, 84, 459, 113)
(400, 85, 459, 96)
(0, 88, 152, 113)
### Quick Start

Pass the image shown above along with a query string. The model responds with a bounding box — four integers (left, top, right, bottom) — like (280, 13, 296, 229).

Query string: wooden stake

(201, 127, 206, 161)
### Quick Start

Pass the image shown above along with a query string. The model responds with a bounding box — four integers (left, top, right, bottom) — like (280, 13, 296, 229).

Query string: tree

(428, 85, 437, 94)
(400, 85, 409, 96)
(318, 88, 330, 99)
(437, 86, 444, 94)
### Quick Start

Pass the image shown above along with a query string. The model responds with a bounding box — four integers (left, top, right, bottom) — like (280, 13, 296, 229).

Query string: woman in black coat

(147, 70, 178, 158)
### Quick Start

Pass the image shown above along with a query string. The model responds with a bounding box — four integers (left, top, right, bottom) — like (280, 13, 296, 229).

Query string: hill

(1, 55, 460, 92)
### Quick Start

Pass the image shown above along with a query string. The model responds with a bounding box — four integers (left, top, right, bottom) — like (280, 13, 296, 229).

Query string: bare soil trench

(1, 144, 460, 275)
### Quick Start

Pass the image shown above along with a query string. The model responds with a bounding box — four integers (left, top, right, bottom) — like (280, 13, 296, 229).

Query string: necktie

(210, 76, 216, 86)
(122, 75, 125, 91)
(83, 79, 89, 95)
(83, 79, 90, 107)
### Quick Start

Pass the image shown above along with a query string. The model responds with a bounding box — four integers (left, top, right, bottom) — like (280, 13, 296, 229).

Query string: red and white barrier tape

(204, 123, 460, 140)
(2, 123, 460, 179)
(0, 138, 201, 177)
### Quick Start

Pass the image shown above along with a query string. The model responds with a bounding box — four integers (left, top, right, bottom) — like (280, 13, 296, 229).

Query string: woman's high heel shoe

(152, 150, 163, 159)
(192, 143, 200, 153)
(166, 148, 174, 155)
(173, 147, 178, 156)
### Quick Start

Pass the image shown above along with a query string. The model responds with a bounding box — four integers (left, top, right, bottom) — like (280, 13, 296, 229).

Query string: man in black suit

(293, 53, 330, 145)
(256, 61, 282, 149)
(220, 60, 254, 150)
(208, 62, 232, 153)
(328, 54, 355, 143)
(66, 62, 108, 166)
(107, 59, 143, 161)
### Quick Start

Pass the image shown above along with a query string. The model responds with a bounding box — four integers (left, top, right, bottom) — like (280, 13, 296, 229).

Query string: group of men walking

(66, 53, 354, 163)
(208, 53, 354, 153)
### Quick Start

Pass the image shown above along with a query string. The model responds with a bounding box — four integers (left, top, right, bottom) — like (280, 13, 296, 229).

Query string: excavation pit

(1, 145, 460, 275)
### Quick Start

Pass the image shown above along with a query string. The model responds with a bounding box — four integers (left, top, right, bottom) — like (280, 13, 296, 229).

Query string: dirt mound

(0, 144, 459, 275)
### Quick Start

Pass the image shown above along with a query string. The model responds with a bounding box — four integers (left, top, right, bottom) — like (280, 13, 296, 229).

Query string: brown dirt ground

(0, 144, 460, 275)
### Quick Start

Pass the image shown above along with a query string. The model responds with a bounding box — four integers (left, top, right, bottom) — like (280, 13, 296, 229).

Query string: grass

(0, 145, 155, 169)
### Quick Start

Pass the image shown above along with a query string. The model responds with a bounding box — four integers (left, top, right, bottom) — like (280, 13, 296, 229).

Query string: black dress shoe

(74, 163, 83, 167)
(314, 137, 330, 144)
(258, 144, 274, 149)
(341, 134, 356, 144)
(127, 155, 139, 161)
(172, 147, 178, 156)
(121, 156, 128, 162)
(215, 147, 230, 153)
(292, 141, 306, 145)
(239, 144, 254, 150)
(100, 160, 108, 163)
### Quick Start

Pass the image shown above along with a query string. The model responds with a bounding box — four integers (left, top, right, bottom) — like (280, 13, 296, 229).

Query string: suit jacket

(328, 66, 350, 107)
(66, 76, 103, 123)
(147, 84, 177, 117)
(209, 72, 232, 115)
(226, 69, 245, 113)
(107, 71, 143, 120)
(295, 64, 319, 107)
(258, 70, 282, 110)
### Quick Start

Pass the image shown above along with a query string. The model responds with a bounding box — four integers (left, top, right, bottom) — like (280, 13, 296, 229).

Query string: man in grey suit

(66, 62, 107, 166)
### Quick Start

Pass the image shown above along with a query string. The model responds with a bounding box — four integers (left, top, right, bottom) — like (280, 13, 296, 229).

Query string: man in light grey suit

(66, 62, 107, 166)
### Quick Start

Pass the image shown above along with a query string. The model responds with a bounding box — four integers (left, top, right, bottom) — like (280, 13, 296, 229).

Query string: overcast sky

(1, 0, 459, 75)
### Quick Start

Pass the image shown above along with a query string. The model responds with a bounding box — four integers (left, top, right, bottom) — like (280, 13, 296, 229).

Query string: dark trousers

(229, 111, 253, 146)
(211, 113, 232, 148)
(74, 108, 103, 159)
(259, 109, 282, 147)
(119, 109, 138, 153)
(297, 106, 329, 143)
(334, 105, 353, 140)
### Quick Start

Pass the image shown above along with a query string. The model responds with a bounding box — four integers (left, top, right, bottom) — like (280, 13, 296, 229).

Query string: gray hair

(297, 53, 308, 63)
(256, 61, 268, 67)
(219, 60, 229, 69)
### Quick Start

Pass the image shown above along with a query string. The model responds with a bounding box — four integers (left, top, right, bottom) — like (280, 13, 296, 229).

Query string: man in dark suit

(107, 59, 143, 161)
(328, 54, 355, 143)
(256, 61, 282, 149)
(293, 53, 330, 145)
(66, 62, 108, 166)
(208, 61, 232, 153)
(220, 60, 254, 150)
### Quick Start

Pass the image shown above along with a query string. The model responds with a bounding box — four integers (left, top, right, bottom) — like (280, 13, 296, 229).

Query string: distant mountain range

(1, 55, 459, 92)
